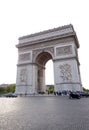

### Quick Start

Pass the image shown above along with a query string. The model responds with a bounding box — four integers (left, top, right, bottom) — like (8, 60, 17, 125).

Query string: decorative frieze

(18, 25, 74, 44)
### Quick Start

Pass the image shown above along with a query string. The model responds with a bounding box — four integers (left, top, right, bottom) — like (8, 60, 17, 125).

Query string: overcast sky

(0, 0, 89, 89)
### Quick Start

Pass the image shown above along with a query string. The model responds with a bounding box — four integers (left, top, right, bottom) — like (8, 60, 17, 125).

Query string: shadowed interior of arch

(35, 52, 53, 93)
(36, 52, 52, 66)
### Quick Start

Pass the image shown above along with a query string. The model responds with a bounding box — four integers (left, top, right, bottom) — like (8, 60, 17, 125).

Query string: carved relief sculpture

(56, 45, 72, 56)
(59, 64, 72, 81)
(20, 68, 27, 83)
(19, 53, 31, 62)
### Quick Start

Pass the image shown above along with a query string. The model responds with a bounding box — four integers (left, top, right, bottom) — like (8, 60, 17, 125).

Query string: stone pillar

(53, 43, 82, 92)
(15, 63, 38, 94)
(37, 66, 45, 93)
(54, 59, 82, 92)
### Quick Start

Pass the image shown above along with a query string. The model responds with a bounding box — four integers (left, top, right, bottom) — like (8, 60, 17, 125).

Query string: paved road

(0, 96, 89, 130)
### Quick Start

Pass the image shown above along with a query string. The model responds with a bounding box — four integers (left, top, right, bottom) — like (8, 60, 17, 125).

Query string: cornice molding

(16, 24, 79, 48)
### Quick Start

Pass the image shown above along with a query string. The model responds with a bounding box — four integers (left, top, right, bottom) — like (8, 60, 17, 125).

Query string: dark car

(80, 92, 89, 98)
(4, 93, 17, 97)
(69, 92, 81, 99)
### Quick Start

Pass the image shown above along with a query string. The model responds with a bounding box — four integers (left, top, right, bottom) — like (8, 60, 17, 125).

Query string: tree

(83, 87, 89, 92)
(49, 85, 54, 93)
(0, 87, 5, 94)
(6, 84, 16, 93)
(0, 84, 16, 94)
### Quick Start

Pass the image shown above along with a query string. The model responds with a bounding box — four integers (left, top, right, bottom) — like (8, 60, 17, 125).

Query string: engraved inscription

(59, 64, 72, 81)
(56, 45, 72, 56)
(19, 53, 31, 62)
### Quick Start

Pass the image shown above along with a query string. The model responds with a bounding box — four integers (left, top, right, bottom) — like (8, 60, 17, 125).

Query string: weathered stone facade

(15, 24, 82, 94)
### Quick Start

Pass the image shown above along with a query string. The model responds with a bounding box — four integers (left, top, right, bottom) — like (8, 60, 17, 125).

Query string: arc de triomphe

(15, 24, 82, 94)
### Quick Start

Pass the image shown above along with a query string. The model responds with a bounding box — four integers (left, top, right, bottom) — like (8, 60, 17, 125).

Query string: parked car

(38, 92, 45, 94)
(80, 92, 89, 98)
(4, 93, 17, 97)
(69, 92, 81, 99)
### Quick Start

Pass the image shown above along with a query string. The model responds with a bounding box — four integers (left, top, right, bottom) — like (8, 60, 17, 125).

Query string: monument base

(15, 85, 35, 95)
(55, 83, 82, 92)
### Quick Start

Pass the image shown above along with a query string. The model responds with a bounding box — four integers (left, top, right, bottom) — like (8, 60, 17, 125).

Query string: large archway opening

(35, 52, 53, 93)
(45, 60, 54, 85)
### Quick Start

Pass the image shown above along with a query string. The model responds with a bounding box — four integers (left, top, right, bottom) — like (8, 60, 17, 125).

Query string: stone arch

(15, 24, 82, 95)
(35, 51, 52, 66)
(32, 47, 54, 63)
(35, 52, 53, 93)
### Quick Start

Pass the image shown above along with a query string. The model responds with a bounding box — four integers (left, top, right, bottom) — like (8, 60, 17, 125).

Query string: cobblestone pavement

(0, 96, 89, 130)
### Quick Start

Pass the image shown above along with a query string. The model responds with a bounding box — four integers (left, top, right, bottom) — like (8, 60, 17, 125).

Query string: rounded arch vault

(35, 52, 52, 66)
(35, 52, 53, 93)
(15, 24, 82, 94)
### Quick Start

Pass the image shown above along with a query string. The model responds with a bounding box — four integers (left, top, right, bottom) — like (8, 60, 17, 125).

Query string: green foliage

(0, 87, 6, 94)
(6, 84, 16, 93)
(0, 84, 16, 94)
(49, 85, 54, 93)
(83, 87, 89, 92)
